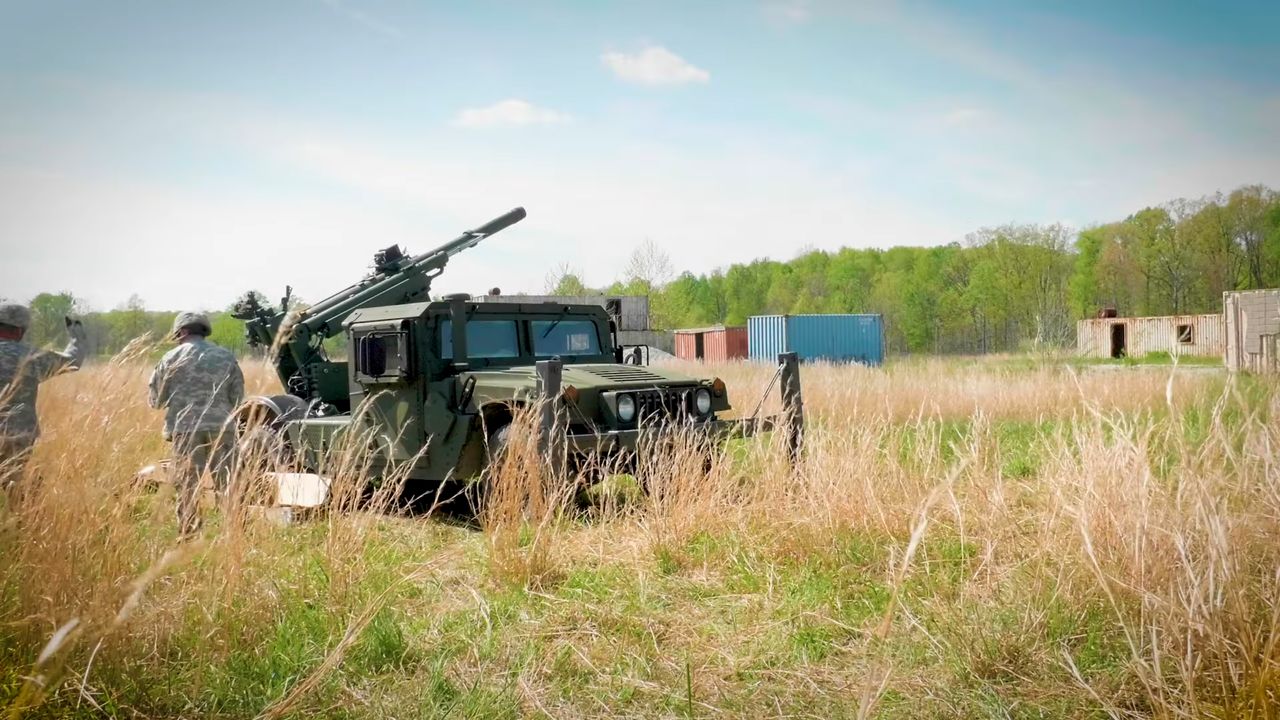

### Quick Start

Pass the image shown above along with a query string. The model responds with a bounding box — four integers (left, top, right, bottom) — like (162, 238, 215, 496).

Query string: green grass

(1070, 350, 1225, 367)
(4, 356, 1277, 718)
(0, 517, 1233, 718)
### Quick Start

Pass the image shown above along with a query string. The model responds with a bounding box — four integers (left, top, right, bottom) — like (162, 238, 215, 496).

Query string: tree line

(8, 293, 252, 357)
(553, 184, 1280, 354)
(10, 184, 1279, 357)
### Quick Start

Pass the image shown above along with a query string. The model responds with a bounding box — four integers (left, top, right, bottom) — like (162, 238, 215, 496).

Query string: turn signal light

(711, 377, 726, 397)
(562, 385, 581, 405)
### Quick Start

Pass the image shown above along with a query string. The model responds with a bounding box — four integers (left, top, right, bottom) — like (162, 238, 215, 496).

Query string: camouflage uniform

(0, 304, 86, 492)
(148, 312, 244, 534)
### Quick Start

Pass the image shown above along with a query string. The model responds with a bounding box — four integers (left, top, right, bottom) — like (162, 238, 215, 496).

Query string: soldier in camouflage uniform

(0, 303, 86, 497)
(148, 312, 244, 536)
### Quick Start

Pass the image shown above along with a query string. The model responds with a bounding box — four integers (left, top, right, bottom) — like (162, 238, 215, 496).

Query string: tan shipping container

(1077, 313, 1223, 359)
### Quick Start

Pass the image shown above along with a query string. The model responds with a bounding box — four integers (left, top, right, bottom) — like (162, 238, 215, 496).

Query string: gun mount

(233, 207, 526, 411)
(232, 203, 803, 500)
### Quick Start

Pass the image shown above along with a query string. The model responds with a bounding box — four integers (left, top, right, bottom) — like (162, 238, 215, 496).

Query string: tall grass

(2, 352, 1276, 717)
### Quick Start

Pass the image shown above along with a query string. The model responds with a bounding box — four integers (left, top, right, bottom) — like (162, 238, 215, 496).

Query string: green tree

(544, 263, 591, 296)
(1227, 185, 1276, 288)
(25, 292, 83, 348)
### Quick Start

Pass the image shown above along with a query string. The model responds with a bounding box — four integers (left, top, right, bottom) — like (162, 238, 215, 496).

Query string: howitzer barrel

(238, 205, 526, 407)
(475, 206, 527, 236)
(298, 207, 526, 337)
(408, 207, 526, 267)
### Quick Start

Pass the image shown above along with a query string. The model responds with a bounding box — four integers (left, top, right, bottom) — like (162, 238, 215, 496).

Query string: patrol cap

(0, 303, 31, 330)
(171, 311, 212, 338)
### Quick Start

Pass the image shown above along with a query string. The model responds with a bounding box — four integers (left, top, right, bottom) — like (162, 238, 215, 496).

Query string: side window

(440, 320, 520, 359)
(356, 332, 409, 379)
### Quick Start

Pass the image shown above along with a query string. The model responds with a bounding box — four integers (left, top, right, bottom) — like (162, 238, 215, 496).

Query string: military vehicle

(231, 207, 802, 490)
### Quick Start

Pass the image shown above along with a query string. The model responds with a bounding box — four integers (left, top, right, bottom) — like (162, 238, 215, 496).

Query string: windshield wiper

(541, 309, 570, 339)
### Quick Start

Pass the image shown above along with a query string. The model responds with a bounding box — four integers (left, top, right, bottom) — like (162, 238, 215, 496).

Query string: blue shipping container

(747, 314, 885, 366)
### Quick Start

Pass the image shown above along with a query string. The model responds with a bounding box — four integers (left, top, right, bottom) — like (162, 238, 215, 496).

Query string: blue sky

(2, 0, 1277, 310)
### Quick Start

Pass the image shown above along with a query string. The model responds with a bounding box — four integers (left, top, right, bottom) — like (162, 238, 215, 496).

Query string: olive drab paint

(231, 208, 805, 489)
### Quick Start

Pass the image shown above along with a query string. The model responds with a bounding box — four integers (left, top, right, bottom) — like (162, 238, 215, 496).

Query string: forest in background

(9, 184, 1280, 356)
(556, 183, 1280, 353)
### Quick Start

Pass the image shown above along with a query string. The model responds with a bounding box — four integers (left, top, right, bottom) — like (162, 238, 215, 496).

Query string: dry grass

(2, 350, 1277, 718)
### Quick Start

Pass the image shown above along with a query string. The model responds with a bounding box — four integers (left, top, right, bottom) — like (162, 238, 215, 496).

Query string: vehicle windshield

(532, 319, 601, 357)
(440, 319, 519, 359)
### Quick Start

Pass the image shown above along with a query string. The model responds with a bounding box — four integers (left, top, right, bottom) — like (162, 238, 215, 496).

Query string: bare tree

(544, 262, 588, 295)
(622, 239, 674, 289)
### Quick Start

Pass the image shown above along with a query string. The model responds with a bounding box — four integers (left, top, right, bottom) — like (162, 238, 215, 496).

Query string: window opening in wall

(1177, 324, 1193, 344)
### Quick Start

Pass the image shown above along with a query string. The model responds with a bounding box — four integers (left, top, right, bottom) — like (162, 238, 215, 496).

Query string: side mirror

(622, 345, 647, 366)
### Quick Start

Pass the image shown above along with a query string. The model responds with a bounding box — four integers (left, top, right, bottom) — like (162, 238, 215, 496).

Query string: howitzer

(231, 203, 803, 504)
(233, 207, 526, 411)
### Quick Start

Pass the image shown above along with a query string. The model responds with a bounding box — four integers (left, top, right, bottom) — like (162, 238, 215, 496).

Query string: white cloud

(601, 46, 710, 86)
(255, 129, 955, 290)
(452, 99, 571, 129)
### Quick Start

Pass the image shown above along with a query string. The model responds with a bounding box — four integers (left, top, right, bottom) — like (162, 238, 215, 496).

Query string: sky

(1, 0, 1278, 311)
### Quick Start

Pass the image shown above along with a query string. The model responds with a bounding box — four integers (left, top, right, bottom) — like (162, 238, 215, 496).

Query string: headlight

(616, 393, 636, 422)
(695, 388, 712, 416)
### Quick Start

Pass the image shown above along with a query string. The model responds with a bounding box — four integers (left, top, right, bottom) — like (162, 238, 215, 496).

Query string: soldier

(148, 312, 244, 536)
(0, 304, 86, 496)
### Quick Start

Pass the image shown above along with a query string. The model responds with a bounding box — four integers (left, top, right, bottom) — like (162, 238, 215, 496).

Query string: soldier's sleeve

(30, 349, 74, 382)
(227, 357, 245, 407)
(61, 322, 87, 370)
(148, 357, 168, 409)
(31, 321, 88, 380)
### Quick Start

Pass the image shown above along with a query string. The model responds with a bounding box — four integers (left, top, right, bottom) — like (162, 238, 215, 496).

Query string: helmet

(171, 311, 212, 338)
(0, 304, 31, 330)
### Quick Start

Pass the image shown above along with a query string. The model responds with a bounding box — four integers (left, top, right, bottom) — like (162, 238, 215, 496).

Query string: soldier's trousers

(170, 430, 236, 535)
(0, 437, 35, 503)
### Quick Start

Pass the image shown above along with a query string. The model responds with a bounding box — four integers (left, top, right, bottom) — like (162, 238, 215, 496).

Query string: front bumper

(563, 414, 781, 454)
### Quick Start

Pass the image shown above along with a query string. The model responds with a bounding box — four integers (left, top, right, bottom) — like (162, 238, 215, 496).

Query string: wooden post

(778, 352, 804, 463)
(535, 358, 566, 478)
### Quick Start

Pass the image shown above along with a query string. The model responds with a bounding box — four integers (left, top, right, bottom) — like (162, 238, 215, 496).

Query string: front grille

(633, 388, 691, 424)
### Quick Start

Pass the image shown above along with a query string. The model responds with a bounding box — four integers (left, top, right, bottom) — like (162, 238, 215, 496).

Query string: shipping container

(704, 326, 749, 363)
(673, 329, 701, 361)
(1076, 313, 1223, 359)
(747, 314, 885, 366)
(673, 326, 748, 362)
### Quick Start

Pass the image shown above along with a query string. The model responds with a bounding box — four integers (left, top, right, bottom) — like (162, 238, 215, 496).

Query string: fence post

(535, 358, 566, 479)
(778, 352, 804, 463)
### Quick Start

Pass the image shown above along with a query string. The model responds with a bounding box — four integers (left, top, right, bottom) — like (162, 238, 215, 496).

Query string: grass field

(2, 351, 1278, 718)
